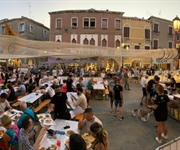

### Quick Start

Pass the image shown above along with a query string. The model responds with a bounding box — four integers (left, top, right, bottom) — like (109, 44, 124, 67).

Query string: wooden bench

(11, 94, 28, 109)
(34, 99, 51, 114)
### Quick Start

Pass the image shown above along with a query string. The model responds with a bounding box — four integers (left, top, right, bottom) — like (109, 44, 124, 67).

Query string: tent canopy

(0, 35, 178, 59)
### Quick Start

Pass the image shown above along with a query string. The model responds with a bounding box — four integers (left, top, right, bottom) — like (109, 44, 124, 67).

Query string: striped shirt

(19, 128, 34, 150)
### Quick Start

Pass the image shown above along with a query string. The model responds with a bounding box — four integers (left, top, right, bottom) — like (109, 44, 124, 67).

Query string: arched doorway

(131, 60, 142, 68)
(106, 59, 119, 71)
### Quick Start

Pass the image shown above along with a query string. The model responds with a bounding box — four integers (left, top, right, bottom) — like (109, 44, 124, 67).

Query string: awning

(0, 35, 178, 59)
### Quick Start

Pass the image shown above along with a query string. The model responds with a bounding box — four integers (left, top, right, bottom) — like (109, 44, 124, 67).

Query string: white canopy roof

(0, 35, 178, 59)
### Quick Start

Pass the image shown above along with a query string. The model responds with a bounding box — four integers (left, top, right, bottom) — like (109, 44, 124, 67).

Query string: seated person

(41, 84, 55, 102)
(78, 108, 103, 132)
(69, 133, 86, 150)
(1, 115, 18, 149)
(90, 123, 108, 150)
(71, 87, 87, 111)
(19, 116, 48, 150)
(15, 80, 26, 97)
(0, 93, 11, 114)
(7, 83, 16, 102)
(17, 101, 38, 139)
(28, 82, 37, 93)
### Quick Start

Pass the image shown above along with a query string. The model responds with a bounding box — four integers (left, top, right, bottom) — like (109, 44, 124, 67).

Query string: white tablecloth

(93, 83, 105, 90)
(18, 92, 43, 103)
(40, 119, 80, 150)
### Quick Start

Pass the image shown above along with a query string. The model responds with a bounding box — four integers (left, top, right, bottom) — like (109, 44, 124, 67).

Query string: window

(43, 29, 47, 38)
(101, 18, 108, 29)
(1, 26, 5, 34)
(134, 45, 140, 49)
(145, 46, 150, 50)
(71, 18, 78, 28)
(177, 33, 180, 41)
(153, 23, 159, 33)
(56, 18, 62, 29)
(145, 29, 150, 39)
(90, 18, 95, 28)
(18, 23, 26, 32)
(168, 26, 173, 35)
(102, 39, 107, 47)
(83, 18, 89, 28)
(29, 25, 34, 33)
(153, 40, 158, 49)
(123, 27, 130, 38)
(115, 19, 121, 30)
(168, 42, 173, 48)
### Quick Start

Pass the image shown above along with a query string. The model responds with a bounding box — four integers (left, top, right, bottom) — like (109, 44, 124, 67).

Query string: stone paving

(89, 82, 180, 150)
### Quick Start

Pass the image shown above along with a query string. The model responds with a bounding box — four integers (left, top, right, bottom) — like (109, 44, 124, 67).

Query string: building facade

(0, 16, 50, 67)
(148, 16, 174, 69)
(148, 16, 174, 49)
(49, 9, 125, 71)
(122, 17, 151, 68)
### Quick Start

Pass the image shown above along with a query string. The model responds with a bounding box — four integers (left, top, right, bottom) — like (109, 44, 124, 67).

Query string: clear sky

(0, 0, 179, 28)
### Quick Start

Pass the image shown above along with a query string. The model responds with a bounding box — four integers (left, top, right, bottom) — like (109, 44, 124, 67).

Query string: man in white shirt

(71, 87, 87, 110)
(41, 84, 55, 101)
(78, 108, 103, 132)
(140, 75, 148, 105)
(15, 81, 26, 97)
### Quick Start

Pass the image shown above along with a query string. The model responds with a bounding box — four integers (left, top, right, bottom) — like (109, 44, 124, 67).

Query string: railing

(156, 136, 180, 150)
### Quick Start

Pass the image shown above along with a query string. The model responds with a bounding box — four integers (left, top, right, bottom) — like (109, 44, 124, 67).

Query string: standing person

(113, 79, 124, 120)
(47, 85, 72, 120)
(140, 75, 148, 106)
(90, 122, 108, 150)
(66, 75, 74, 92)
(123, 68, 130, 90)
(108, 75, 117, 112)
(147, 85, 169, 144)
(146, 75, 160, 105)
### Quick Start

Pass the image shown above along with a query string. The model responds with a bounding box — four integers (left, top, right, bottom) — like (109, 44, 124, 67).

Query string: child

(1, 115, 18, 149)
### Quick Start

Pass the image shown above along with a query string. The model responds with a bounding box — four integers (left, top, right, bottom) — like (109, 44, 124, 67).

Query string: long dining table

(39, 119, 80, 150)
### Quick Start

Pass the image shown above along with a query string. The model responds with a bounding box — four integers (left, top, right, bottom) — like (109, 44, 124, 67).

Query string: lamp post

(173, 16, 180, 69)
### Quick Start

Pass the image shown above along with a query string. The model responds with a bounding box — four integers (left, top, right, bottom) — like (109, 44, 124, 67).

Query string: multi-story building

(49, 9, 124, 70)
(0, 16, 50, 67)
(148, 16, 174, 49)
(148, 16, 174, 69)
(122, 17, 151, 67)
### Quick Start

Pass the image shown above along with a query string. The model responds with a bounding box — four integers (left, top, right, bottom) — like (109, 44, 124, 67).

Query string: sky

(0, 0, 180, 28)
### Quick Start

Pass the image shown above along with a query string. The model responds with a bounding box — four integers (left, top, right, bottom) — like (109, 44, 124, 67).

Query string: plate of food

(82, 133, 95, 143)
(65, 130, 75, 136)
(47, 144, 57, 150)
(45, 114, 50, 118)
(43, 118, 55, 126)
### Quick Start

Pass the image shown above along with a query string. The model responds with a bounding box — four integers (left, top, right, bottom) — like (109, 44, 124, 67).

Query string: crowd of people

(0, 64, 177, 149)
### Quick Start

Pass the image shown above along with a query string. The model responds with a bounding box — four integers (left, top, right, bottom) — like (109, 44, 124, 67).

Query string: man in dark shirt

(66, 75, 74, 92)
(47, 85, 72, 120)
(113, 79, 124, 120)
(146, 75, 160, 105)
